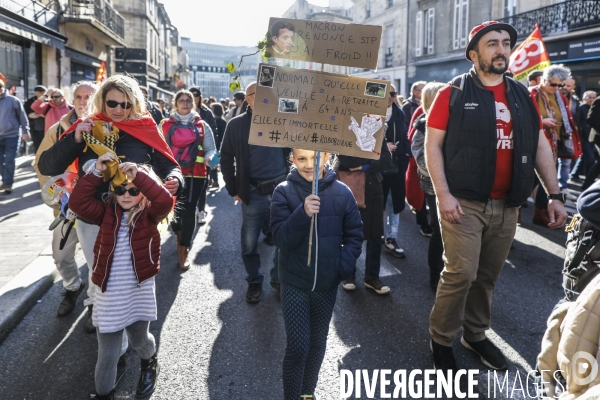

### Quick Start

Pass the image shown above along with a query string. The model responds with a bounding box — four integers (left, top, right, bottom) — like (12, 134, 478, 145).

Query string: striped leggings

(281, 283, 337, 399)
(95, 321, 156, 396)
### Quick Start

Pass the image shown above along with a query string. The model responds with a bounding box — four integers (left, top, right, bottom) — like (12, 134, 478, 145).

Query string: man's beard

(479, 54, 508, 75)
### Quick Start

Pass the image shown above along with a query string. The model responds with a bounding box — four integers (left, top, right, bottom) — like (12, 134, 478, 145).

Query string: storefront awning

(0, 9, 67, 49)
(149, 83, 175, 99)
(65, 47, 101, 68)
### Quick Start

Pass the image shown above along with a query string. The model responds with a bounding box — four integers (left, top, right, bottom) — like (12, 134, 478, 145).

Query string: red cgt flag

(508, 24, 551, 82)
(96, 61, 107, 83)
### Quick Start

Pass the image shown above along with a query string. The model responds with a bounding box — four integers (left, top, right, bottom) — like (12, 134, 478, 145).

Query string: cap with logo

(465, 21, 518, 61)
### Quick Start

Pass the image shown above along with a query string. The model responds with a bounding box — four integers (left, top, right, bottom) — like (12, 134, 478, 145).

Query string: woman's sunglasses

(114, 186, 141, 196)
(106, 100, 133, 109)
(549, 83, 565, 88)
(389, 92, 397, 97)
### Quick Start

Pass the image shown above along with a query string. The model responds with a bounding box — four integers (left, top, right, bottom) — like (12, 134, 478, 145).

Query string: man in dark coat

(381, 85, 410, 258)
(220, 82, 288, 304)
(338, 139, 392, 294)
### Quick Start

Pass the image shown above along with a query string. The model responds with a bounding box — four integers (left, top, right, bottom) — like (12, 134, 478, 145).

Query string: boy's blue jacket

(270, 167, 363, 292)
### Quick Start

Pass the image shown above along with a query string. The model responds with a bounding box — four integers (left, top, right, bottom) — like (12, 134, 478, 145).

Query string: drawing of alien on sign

(349, 114, 383, 152)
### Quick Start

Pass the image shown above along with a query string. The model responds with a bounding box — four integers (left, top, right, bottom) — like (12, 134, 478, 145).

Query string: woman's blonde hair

(88, 75, 147, 120)
(422, 82, 447, 113)
(105, 164, 173, 225)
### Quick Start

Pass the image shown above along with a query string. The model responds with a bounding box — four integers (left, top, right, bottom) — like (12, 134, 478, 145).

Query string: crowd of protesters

(3, 16, 600, 400)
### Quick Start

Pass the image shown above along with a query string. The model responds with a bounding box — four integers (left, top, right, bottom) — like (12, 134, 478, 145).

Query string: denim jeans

(571, 139, 596, 178)
(385, 192, 399, 238)
(557, 158, 572, 190)
(241, 185, 272, 284)
(365, 238, 382, 281)
(0, 136, 20, 187)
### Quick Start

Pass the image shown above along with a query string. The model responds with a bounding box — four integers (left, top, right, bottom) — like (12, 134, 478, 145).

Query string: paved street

(0, 177, 576, 399)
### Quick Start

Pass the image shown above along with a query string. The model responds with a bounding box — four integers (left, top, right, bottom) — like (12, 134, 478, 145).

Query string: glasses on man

(51, 95, 63, 99)
(177, 99, 193, 105)
(549, 83, 566, 88)
(106, 100, 133, 109)
(113, 186, 141, 196)
(389, 92, 397, 97)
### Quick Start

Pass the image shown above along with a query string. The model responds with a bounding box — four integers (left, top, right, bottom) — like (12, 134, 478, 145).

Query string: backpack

(165, 119, 202, 168)
(563, 214, 600, 301)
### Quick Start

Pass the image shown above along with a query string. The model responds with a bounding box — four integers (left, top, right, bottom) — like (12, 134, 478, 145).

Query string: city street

(0, 178, 573, 400)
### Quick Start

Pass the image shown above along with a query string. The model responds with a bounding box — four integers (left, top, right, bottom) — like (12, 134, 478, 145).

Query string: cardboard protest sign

(249, 64, 389, 160)
(266, 18, 381, 70)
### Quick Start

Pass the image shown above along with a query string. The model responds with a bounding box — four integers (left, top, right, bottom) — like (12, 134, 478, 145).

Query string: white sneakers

(197, 210, 207, 225)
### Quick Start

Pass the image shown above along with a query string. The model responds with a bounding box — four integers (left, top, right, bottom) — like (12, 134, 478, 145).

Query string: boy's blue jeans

(0, 136, 20, 187)
(241, 186, 278, 284)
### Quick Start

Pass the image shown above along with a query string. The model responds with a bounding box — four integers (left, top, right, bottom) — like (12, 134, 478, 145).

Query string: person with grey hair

(402, 81, 427, 130)
(31, 87, 73, 135)
(33, 81, 98, 319)
(530, 64, 580, 225)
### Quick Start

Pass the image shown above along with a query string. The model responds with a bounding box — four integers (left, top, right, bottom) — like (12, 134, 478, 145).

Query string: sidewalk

(0, 156, 58, 341)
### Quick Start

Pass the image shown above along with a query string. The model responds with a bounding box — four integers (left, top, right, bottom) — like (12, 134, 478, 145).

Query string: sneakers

(430, 339, 457, 371)
(364, 278, 391, 294)
(420, 224, 433, 238)
(461, 336, 507, 370)
(0, 185, 12, 194)
(57, 281, 85, 317)
(561, 188, 578, 202)
(384, 238, 405, 258)
(342, 276, 356, 291)
(197, 210, 207, 225)
(246, 283, 262, 303)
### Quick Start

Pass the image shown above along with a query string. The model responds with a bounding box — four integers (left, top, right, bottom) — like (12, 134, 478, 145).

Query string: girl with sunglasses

(37, 75, 181, 334)
(159, 90, 216, 269)
(70, 154, 174, 400)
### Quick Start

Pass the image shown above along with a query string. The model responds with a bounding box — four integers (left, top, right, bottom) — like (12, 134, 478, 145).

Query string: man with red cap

(425, 21, 567, 371)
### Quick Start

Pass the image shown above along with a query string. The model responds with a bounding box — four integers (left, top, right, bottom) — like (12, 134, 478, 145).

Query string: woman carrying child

(70, 154, 174, 400)
(160, 90, 216, 269)
(270, 149, 363, 400)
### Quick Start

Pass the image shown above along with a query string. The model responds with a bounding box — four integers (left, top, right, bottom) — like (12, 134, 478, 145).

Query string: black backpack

(563, 214, 600, 301)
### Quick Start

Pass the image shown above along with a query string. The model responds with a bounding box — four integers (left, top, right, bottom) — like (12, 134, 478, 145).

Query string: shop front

(546, 34, 600, 96)
(0, 4, 66, 100)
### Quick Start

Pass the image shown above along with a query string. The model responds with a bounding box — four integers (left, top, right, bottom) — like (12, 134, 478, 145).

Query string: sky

(163, 0, 330, 47)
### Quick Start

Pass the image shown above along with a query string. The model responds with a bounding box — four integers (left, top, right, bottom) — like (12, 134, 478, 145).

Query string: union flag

(508, 24, 551, 82)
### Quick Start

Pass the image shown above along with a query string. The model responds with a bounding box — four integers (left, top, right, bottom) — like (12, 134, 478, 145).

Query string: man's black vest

(444, 69, 540, 208)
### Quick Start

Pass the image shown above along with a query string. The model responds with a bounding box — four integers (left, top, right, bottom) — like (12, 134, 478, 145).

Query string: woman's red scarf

(60, 112, 179, 170)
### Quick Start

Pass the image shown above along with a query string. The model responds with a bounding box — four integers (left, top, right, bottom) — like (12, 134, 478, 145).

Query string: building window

(453, 0, 469, 50)
(387, 0, 393, 8)
(366, 0, 371, 18)
(415, 11, 423, 57)
(385, 24, 394, 68)
(425, 8, 435, 55)
(504, 0, 517, 17)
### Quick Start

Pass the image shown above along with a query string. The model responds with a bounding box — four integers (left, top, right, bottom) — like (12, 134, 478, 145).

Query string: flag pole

(307, 151, 320, 266)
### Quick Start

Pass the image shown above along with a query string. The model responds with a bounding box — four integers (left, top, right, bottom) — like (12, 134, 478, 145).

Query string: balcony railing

(0, 0, 59, 31)
(497, 0, 600, 39)
(64, 0, 125, 39)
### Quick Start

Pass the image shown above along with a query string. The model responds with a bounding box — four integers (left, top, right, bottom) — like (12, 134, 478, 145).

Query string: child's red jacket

(69, 171, 174, 292)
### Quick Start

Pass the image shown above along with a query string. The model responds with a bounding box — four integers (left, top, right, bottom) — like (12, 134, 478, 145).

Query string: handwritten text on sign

(249, 64, 389, 159)
(266, 18, 381, 70)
